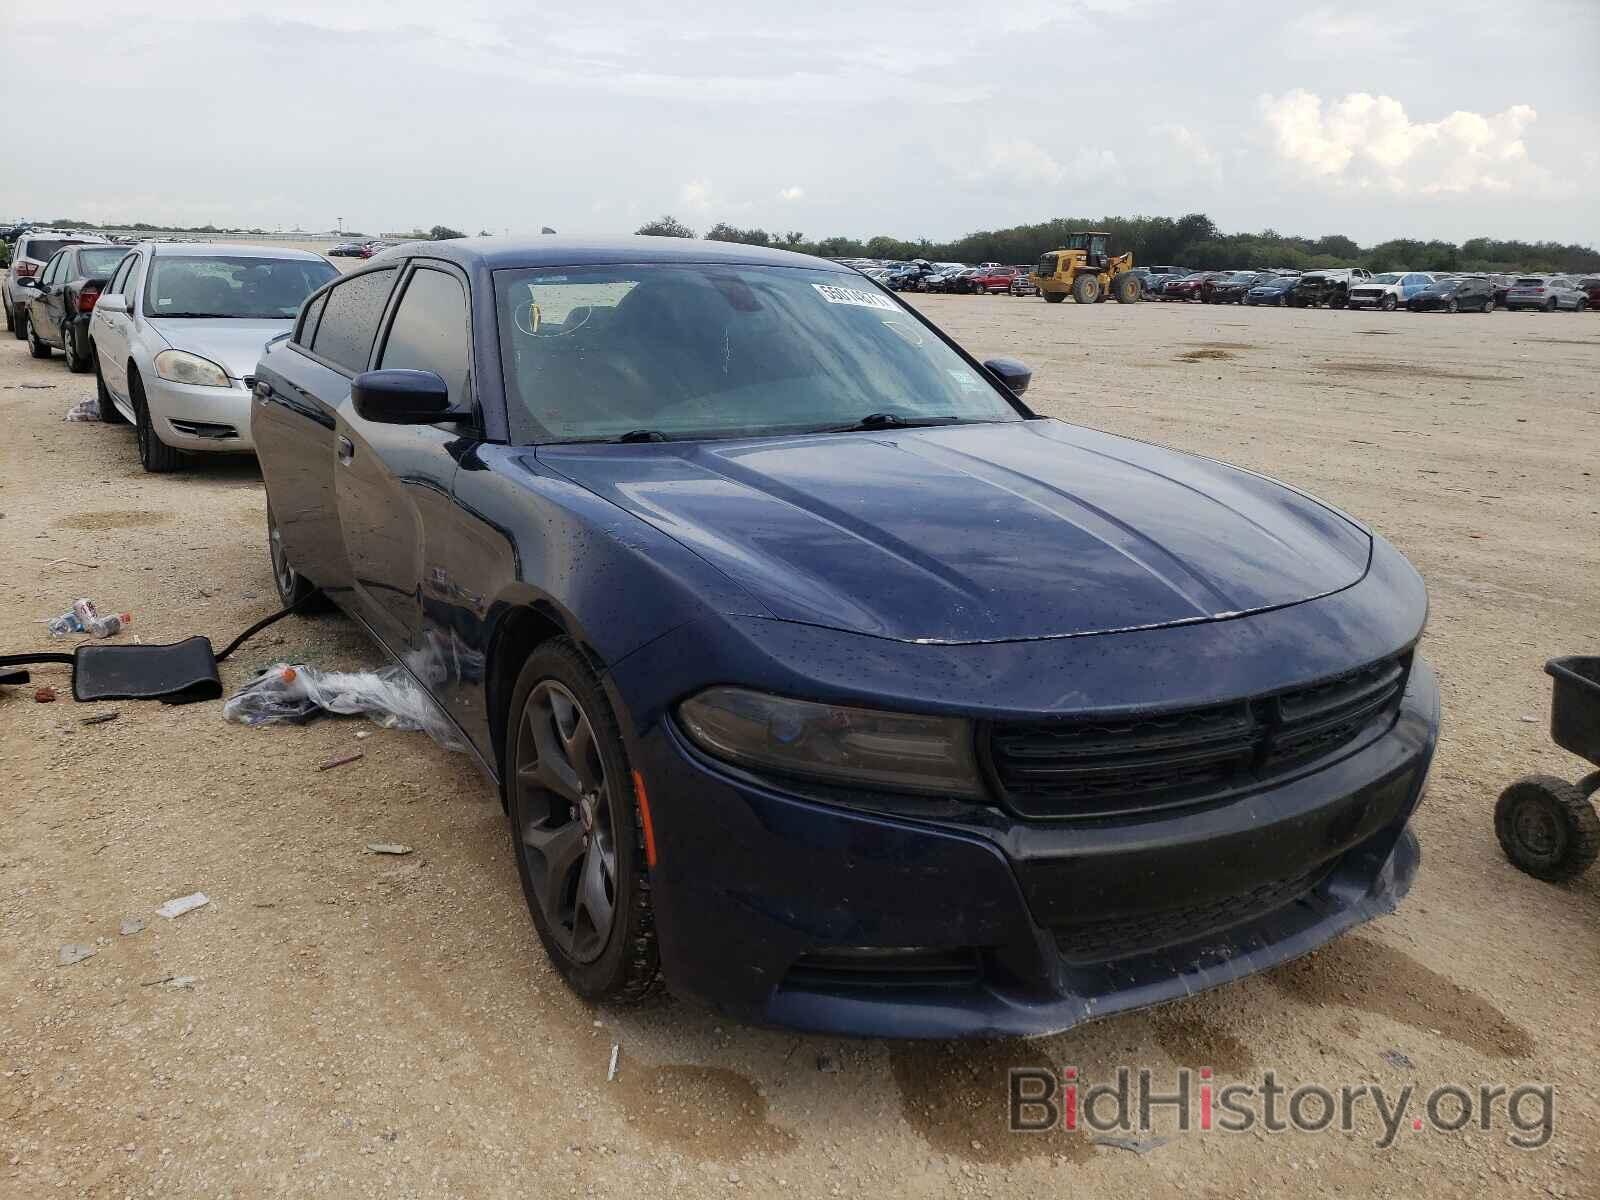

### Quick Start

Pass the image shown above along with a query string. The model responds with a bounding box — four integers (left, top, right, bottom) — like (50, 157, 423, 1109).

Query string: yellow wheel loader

(1031, 232, 1141, 304)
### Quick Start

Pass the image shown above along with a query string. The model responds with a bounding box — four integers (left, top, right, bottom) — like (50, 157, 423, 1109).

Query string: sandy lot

(1, 292, 1597, 1199)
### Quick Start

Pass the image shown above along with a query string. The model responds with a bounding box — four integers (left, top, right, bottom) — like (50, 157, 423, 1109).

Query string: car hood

(146, 318, 295, 380)
(540, 420, 1371, 644)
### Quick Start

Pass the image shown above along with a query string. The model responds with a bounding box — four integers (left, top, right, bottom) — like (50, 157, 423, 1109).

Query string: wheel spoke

(524, 703, 582, 800)
(562, 712, 601, 793)
(523, 818, 585, 915)
(575, 845, 614, 947)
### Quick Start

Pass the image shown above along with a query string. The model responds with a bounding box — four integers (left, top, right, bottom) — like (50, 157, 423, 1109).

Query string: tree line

(636, 213, 1600, 275)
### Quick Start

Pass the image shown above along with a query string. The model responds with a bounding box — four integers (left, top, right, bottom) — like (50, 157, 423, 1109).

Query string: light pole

(337, 216, 343, 236)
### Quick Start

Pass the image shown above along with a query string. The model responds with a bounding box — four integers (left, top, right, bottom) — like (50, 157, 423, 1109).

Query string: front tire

(1446, 298, 1458, 314)
(1380, 295, 1397, 311)
(1495, 775, 1600, 882)
(1110, 272, 1140, 304)
(1483, 297, 1495, 313)
(506, 639, 661, 1003)
(130, 370, 182, 473)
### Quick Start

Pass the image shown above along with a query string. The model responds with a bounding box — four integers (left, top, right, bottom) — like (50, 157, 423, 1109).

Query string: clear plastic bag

(223, 663, 465, 751)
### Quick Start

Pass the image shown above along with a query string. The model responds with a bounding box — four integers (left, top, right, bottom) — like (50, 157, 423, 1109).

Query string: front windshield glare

(144, 256, 337, 318)
(496, 265, 1025, 444)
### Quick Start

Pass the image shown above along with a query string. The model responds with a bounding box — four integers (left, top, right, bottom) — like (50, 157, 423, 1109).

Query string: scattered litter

(166, 976, 197, 989)
(119, 917, 146, 937)
(320, 750, 364, 772)
(1519, 715, 1538, 724)
(354, 730, 371, 740)
(15, 382, 55, 390)
(607, 1044, 620, 1082)
(222, 661, 465, 750)
(39, 558, 99, 570)
(57, 944, 97, 966)
(46, 597, 131, 639)
(1380, 1049, 1415, 1069)
(1093, 1135, 1172, 1156)
(366, 843, 413, 856)
(155, 892, 209, 920)
(82, 711, 120, 726)
(34, 686, 56, 703)
(139, 975, 175, 987)
(64, 397, 102, 422)
(816, 1053, 839, 1074)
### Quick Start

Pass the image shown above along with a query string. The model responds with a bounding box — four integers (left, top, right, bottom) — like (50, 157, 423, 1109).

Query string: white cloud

(1159, 124, 1221, 179)
(678, 180, 716, 213)
(1259, 90, 1544, 195)
(777, 186, 806, 202)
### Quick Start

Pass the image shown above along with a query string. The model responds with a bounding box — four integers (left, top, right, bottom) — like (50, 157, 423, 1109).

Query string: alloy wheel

(514, 681, 618, 964)
(269, 511, 298, 601)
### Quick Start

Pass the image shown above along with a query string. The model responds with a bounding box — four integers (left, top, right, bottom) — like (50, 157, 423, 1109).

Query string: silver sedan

(88, 243, 336, 472)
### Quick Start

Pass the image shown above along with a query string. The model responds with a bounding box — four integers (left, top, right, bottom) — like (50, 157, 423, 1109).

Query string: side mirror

(984, 357, 1032, 396)
(16, 276, 38, 289)
(96, 295, 127, 314)
(352, 369, 453, 424)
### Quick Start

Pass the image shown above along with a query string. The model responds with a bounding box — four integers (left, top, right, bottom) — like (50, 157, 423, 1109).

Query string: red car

(1578, 277, 1600, 307)
(1160, 272, 1215, 301)
(958, 266, 1019, 294)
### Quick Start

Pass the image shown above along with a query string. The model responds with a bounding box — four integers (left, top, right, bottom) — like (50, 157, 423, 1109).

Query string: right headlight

(154, 349, 230, 388)
(677, 687, 983, 798)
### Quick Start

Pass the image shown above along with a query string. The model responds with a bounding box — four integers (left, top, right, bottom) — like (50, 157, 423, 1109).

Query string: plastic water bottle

(46, 610, 85, 637)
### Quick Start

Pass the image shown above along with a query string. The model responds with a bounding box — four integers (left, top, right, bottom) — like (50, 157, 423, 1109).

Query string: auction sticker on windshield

(812, 283, 897, 311)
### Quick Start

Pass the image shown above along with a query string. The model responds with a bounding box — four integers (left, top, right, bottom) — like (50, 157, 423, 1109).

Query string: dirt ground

(1, 290, 1597, 1199)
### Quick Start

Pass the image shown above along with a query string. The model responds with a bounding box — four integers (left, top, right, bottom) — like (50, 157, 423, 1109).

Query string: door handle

(337, 435, 354, 465)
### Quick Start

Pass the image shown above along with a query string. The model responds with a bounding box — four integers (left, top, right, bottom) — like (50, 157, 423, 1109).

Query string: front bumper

(623, 658, 1436, 1038)
(1346, 293, 1390, 308)
(142, 372, 256, 453)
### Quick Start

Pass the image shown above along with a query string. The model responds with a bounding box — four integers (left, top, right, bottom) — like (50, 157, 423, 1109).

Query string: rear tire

(62, 323, 88, 373)
(267, 501, 331, 610)
(91, 344, 126, 424)
(1546, 298, 1557, 312)
(131, 370, 182, 473)
(25, 314, 52, 358)
(1494, 775, 1600, 882)
(1483, 297, 1495, 313)
(1110, 272, 1140, 304)
(1071, 273, 1102, 304)
(10, 303, 24, 340)
(3, 299, 12, 332)
(1446, 298, 1458, 314)
(506, 639, 662, 1003)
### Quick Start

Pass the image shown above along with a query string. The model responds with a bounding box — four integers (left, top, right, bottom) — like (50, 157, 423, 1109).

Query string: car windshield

(1371, 273, 1402, 284)
(77, 247, 127, 275)
(143, 255, 337, 318)
(496, 264, 1025, 444)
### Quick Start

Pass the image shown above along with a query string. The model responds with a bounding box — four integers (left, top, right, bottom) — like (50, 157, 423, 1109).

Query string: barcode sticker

(812, 283, 897, 311)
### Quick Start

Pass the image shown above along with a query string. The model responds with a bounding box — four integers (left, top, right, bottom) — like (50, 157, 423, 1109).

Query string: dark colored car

(251, 237, 1438, 1038)
(1291, 268, 1372, 309)
(922, 266, 970, 294)
(1244, 275, 1298, 306)
(327, 241, 369, 258)
(1205, 271, 1266, 304)
(1406, 275, 1496, 313)
(17, 243, 129, 372)
(1576, 277, 1600, 307)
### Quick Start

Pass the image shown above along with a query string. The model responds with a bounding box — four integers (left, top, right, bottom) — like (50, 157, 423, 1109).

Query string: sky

(2, 0, 1596, 246)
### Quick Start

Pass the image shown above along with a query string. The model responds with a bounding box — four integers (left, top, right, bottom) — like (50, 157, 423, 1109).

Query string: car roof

(139, 241, 329, 260)
(376, 235, 838, 272)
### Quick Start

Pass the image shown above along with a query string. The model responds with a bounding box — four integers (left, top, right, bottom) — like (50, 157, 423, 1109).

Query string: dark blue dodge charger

(252, 237, 1438, 1038)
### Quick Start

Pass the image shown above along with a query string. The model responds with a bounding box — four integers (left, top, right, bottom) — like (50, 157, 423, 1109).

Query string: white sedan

(88, 243, 336, 472)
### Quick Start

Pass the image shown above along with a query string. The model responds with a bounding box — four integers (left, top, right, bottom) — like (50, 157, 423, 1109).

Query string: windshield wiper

(614, 429, 669, 443)
(823, 413, 963, 433)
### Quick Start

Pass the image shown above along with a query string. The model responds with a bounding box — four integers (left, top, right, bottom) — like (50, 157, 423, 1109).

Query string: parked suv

(959, 266, 1019, 294)
(1347, 272, 1435, 312)
(1504, 276, 1590, 312)
(17, 243, 130, 372)
(1292, 268, 1372, 308)
(6, 230, 108, 338)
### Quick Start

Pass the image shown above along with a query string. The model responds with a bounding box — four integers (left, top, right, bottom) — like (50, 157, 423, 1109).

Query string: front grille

(784, 947, 984, 991)
(985, 655, 1408, 819)
(1053, 862, 1329, 964)
(168, 419, 239, 440)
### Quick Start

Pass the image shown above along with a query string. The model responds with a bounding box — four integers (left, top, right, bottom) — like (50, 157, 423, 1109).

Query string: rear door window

(309, 268, 396, 373)
(295, 292, 328, 347)
(377, 267, 471, 404)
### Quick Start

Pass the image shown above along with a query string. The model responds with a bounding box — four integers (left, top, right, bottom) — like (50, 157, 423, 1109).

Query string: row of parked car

(327, 238, 403, 259)
(855, 260, 1041, 296)
(4, 228, 338, 471)
(1149, 267, 1599, 313)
